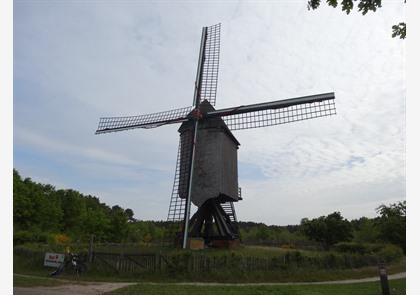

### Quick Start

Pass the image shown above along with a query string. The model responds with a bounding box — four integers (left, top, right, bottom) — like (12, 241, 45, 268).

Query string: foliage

(332, 242, 394, 257)
(237, 222, 310, 248)
(53, 233, 71, 245)
(124, 208, 136, 222)
(307, 0, 382, 14)
(300, 212, 353, 250)
(377, 244, 404, 263)
(13, 169, 132, 244)
(375, 201, 406, 252)
(392, 23, 406, 39)
(307, 0, 406, 39)
(13, 230, 48, 245)
(351, 217, 380, 243)
(13, 169, 406, 256)
(333, 242, 369, 254)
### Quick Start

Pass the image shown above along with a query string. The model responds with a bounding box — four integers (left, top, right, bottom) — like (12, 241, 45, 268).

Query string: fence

(14, 245, 400, 275)
(90, 250, 380, 274)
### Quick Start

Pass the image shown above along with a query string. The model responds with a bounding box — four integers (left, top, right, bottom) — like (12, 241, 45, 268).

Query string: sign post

(44, 253, 65, 268)
(378, 263, 390, 295)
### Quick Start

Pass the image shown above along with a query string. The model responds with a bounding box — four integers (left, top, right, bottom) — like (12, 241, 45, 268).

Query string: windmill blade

(166, 127, 195, 221)
(167, 138, 187, 223)
(95, 106, 194, 134)
(197, 23, 221, 107)
(205, 92, 336, 131)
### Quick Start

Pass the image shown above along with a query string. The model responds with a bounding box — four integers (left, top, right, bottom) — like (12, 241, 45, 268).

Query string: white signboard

(44, 253, 65, 267)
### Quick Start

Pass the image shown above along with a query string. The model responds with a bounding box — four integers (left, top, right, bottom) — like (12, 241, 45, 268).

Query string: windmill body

(95, 23, 337, 248)
(178, 100, 240, 208)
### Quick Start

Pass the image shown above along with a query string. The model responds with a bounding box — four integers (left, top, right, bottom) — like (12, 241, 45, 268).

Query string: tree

(307, 0, 406, 39)
(83, 208, 111, 241)
(124, 208, 136, 222)
(108, 205, 129, 242)
(13, 169, 137, 244)
(301, 212, 353, 250)
(375, 201, 406, 252)
(351, 217, 380, 243)
(13, 170, 62, 232)
(255, 225, 271, 241)
(59, 189, 87, 236)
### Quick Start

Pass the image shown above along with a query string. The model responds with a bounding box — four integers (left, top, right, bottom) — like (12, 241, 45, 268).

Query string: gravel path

(13, 272, 406, 295)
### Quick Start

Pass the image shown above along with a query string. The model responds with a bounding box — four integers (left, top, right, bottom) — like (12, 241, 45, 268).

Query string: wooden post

(158, 253, 161, 272)
(378, 263, 390, 295)
(88, 234, 95, 263)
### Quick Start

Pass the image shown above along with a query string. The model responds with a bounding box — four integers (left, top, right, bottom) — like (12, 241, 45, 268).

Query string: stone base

(188, 237, 205, 250)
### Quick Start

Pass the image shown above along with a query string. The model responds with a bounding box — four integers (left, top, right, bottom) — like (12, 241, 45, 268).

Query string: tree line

(13, 169, 134, 244)
(300, 203, 405, 252)
(13, 169, 405, 253)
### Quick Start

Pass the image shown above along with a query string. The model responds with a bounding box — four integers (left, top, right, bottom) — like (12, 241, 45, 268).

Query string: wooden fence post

(88, 234, 94, 263)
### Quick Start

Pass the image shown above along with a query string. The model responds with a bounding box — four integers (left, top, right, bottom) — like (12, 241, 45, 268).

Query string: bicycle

(49, 252, 87, 277)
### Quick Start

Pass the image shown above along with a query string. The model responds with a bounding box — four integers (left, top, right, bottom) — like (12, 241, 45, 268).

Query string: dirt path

(13, 272, 406, 294)
(13, 281, 136, 295)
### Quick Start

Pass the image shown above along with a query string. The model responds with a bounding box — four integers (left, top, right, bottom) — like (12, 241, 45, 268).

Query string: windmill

(95, 23, 336, 249)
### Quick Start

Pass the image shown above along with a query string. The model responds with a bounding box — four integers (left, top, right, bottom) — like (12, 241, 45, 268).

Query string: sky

(13, 1, 405, 225)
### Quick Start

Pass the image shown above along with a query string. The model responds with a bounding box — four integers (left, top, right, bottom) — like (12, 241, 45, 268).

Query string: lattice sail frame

(167, 130, 193, 222)
(223, 99, 336, 131)
(167, 142, 186, 222)
(95, 106, 193, 134)
(198, 23, 221, 107)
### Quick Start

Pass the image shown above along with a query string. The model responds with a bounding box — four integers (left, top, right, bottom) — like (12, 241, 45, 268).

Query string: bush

(333, 242, 368, 254)
(14, 231, 34, 245)
(14, 230, 48, 245)
(377, 244, 404, 263)
(332, 242, 392, 256)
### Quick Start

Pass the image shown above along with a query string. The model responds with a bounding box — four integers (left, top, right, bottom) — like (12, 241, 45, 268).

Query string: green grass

(12, 265, 405, 285)
(106, 279, 406, 295)
(13, 274, 71, 287)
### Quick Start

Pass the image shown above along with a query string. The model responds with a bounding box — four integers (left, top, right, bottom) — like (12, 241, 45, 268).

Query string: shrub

(332, 242, 393, 256)
(377, 244, 404, 263)
(280, 243, 296, 250)
(14, 231, 34, 245)
(14, 230, 48, 245)
(53, 233, 71, 245)
(333, 242, 368, 254)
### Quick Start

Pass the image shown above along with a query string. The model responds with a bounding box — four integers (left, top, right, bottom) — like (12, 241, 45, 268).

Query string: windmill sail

(206, 92, 336, 130)
(95, 106, 193, 134)
(167, 139, 187, 222)
(198, 23, 221, 107)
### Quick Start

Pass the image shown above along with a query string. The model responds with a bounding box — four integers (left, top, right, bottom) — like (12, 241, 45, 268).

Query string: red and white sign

(44, 253, 65, 267)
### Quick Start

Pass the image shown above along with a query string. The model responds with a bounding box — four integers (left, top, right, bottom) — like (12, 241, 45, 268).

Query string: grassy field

(106, 279, 406, 295)
(13, 274, 406, 295)
(13, 274, 75, 287)
(13, 264, 406, 284)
